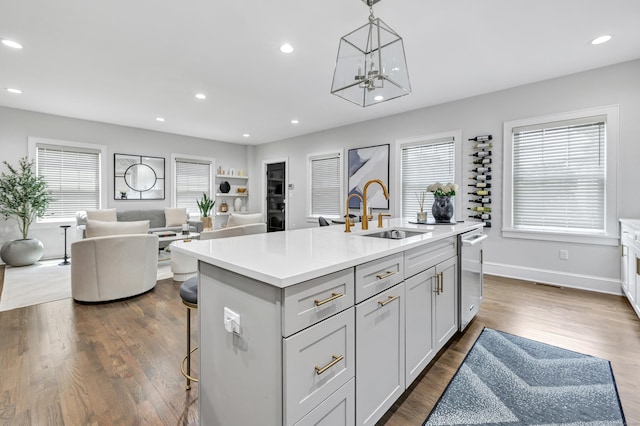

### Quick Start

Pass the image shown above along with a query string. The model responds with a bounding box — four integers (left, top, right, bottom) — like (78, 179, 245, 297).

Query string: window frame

(502, 105, 619, 245)
(171, 153, 215, 217)
(396, 130, 462, 221)
(28, 137, 107, 225)
(306, 150, 344, 222)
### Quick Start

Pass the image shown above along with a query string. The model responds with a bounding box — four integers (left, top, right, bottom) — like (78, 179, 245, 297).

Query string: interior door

(266, 162, 286, 232)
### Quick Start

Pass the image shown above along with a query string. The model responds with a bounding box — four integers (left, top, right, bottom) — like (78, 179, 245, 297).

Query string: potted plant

(427, 182, 458, 223)
(0, 157, 51, 266)
(196, 192, 215, 230)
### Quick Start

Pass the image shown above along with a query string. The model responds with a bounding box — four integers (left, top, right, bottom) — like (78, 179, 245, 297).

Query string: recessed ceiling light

(291, 119, 299, 124)
(590, 35, 612, 45)
(1, 39, 23, 49)
(195, 93, 206, 100)
(155, 117, 165, 122)
(280, 43, 294, 54)
(242, 133, 250, 138)
(374, 95, 384, 101)
(6, 88, 22, 94)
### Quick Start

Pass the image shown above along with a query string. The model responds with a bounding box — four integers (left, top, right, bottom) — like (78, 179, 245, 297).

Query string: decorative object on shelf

(348, 144, 390, 209)
(219, 200, 228, 213)
(114, 153, 165, 200)
(467, 134, 493, 228)
(415, 191, 427, 223)
(237, 187, 247, 193)
(0, 157, 50, 266)
(196, 192, 215, 230)
(219, 181, 231, 193)
(233, 197, 242, 212)
(428, 182, 458, 224)
(331, 0, 411, 107)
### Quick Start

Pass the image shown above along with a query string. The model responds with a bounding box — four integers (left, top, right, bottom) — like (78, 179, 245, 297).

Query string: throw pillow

(227, 213, 263, 227)
(85, 219, 150, 238)
(86, 209, 117, 222)
(165, 208, 188, 226)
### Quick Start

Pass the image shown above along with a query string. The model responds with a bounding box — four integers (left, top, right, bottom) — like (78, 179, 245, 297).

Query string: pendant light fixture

(331, 0, 411, 107)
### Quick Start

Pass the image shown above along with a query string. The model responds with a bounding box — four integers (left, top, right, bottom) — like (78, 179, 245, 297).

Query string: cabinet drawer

(404, 237, 456, 279)
(284, 308, 355, 426)
(355, 253, 404, 303)
(294, 378, 355, 426)
(283, 268, 354, 337)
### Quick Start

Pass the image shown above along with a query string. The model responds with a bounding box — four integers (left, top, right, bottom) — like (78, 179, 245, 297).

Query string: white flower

(428, 182, 458, 196)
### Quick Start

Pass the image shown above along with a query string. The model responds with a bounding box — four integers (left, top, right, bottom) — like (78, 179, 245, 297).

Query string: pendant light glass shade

(331, 12, 411, 107)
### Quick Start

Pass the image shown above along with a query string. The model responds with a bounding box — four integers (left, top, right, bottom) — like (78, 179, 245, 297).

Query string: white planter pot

(0, 238, 44, 267)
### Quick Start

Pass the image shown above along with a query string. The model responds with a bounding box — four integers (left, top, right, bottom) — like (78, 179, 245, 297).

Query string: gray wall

(0, 106, 249, 260)
(253, 59, 640, 294)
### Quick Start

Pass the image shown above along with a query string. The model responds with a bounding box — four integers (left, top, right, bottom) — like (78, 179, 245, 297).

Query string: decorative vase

(202, 216, 213, 230)
(416, 211, 427, 224)
(0, 238, 44, 267)
(234, 197, 242, 212)
(432, 195, 454, 223)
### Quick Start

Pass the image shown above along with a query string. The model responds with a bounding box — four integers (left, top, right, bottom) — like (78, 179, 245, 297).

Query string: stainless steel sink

(361, 229, 427, 240)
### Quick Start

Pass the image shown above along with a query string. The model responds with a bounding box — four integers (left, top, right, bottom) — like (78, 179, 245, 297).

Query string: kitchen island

(173, 218, 483, 426)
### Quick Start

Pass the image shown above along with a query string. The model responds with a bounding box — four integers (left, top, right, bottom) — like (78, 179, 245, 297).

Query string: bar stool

(179, 276, 198, 390)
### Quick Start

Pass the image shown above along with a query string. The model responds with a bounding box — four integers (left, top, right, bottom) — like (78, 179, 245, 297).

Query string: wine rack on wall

(467, 134, 492, 228)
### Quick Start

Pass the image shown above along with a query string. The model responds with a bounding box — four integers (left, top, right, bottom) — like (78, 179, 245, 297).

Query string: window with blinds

(37, 144, 101, 220)
(512, 118, 605, 233)
(175, 159, 211, 214)
(310, 153, 342, 217)
(401, 138, 455, 221)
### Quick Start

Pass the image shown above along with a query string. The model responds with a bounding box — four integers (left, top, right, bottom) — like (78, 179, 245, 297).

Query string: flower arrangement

(427, 182, 458, 197)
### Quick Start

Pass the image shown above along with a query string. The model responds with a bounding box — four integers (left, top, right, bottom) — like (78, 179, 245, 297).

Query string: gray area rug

(424, 328, 626, 426)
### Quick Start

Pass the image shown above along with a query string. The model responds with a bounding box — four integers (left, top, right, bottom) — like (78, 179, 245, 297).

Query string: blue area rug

(424, 328, 626, 425)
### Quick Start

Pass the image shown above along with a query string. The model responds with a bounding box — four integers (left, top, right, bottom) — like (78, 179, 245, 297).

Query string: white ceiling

(1, 1, 639, 145)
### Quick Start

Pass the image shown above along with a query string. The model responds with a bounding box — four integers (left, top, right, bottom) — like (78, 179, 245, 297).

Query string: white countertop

(172, 218, 483, 288)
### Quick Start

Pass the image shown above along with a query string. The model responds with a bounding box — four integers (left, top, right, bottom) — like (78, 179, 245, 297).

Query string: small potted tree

(196, 192, 215, 230)
(0, 157, 51, 266)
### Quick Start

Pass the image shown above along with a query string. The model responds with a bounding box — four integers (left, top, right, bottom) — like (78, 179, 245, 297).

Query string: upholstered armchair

(199, 213, 266, 240)
(71, 220, 159, 302)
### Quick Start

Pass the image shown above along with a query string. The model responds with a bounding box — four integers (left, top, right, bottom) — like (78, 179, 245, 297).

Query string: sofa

(71, 220, 159, 302)
(76, 208, 203, 245)
(199, 213, 266, 240)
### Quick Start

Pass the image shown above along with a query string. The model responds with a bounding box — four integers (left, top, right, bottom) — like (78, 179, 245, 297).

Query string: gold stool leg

(181, 303, 199, 390)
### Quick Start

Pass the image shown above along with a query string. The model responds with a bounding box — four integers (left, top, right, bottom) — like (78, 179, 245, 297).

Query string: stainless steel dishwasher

(458, 227, 487, 331)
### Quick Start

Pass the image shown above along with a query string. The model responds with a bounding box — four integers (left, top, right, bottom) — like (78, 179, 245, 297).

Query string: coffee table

(157, 232, 200, 261)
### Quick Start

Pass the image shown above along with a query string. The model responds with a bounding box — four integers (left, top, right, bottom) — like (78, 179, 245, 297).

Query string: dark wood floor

(1, 271, 638, 425)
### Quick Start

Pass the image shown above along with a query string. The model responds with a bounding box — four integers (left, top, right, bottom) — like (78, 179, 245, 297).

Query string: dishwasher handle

(462, 234, 488, 246)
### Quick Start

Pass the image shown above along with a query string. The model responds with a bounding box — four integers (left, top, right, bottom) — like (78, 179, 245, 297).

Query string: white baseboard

(484, 262, 623, 296)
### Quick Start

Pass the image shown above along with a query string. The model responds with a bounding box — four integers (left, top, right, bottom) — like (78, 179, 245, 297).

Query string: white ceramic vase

(234, 197, 242, 212)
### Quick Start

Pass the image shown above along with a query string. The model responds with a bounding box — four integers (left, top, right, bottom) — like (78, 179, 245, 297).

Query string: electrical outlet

(223, 307, 241, 334)
(559, 249, 569, 260)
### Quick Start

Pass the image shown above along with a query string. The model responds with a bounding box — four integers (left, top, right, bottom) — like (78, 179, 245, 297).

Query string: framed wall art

(348, 144, 390, 209)
(114, 153, 165, 200)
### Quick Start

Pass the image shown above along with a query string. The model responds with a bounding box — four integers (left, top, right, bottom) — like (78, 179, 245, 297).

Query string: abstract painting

(348, 144, 390, 209)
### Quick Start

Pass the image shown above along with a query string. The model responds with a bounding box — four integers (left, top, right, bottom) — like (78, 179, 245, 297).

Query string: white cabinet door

(404, 267, 435, 386)
(295, 379, 355, 426)
(356, 283, 405, 426)
(621, 229, 631, 295)
(434, 256, 458, 352)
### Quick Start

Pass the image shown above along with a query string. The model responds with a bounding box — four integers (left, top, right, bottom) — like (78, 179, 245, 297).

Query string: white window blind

(175, 159, 211, 214)
(512, 118, 605, 232)
(401, 138, 455, 221)
(37, 144, 101, 220)
(311, 154, 341, 217)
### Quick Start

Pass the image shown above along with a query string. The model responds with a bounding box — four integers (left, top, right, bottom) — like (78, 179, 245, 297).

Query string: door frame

(262, 157, 289, 231)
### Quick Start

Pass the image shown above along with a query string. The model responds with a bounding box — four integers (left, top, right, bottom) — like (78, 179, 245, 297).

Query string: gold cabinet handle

(314, 292, 344, 306)
(433, 274, 440, 295)
(636, 257, 640, 275)
(315, 354, 344, 375)
(439, 272, 444, 293)
(376, 270, 396, 280)
(378, 295, 399, 307)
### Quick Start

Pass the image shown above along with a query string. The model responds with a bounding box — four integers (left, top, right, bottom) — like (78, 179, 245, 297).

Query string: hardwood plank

(0, 274, 638, 425)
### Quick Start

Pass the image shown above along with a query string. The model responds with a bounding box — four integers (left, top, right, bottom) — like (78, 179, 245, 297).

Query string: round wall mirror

(124, 163, 157, 191)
